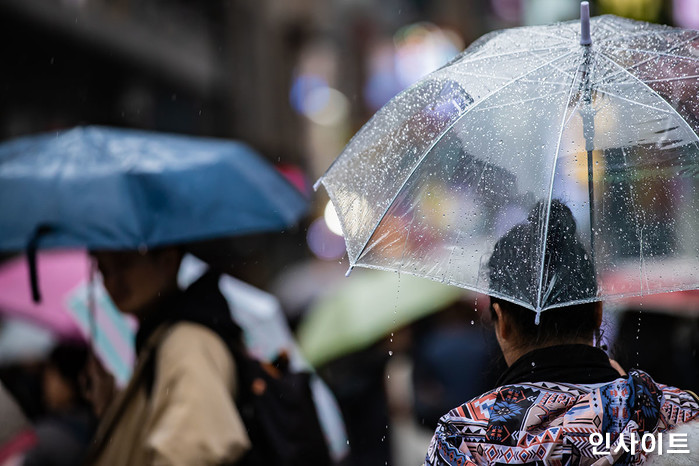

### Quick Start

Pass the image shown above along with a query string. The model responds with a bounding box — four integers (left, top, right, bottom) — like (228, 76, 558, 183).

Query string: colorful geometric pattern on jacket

(425, 370, 699, 465)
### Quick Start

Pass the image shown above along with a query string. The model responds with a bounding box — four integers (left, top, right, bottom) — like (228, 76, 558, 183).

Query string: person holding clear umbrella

(424, 200, 699, 466)
(307, 1, 699, 463)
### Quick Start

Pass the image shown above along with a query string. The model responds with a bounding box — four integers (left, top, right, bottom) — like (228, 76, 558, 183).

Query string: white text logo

(590, 432, 689, 456)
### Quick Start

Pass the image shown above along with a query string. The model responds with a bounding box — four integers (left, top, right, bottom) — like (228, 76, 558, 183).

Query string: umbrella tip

(345, 266, 354, 277)
(534, 307, 542, 325)
(580, 2, 591, 46)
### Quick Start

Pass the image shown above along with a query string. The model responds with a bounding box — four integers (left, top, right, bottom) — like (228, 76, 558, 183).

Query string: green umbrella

(297, 270, 462, 367)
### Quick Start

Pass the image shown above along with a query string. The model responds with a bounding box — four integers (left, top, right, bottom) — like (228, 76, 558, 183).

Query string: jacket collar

(496, 344, 621, 386)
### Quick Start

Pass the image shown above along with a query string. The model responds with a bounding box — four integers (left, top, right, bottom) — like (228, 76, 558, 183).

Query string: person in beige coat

(85, 248, 251, 466)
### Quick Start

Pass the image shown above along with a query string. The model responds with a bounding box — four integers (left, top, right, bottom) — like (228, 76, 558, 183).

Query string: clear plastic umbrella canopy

(316, 10, 699, 317)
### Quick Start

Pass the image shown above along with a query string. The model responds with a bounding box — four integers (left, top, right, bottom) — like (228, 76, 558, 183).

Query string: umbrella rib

(597, 27, 686, 46)
(619, 145, 648, 294)
(355, 262, 537, 311)
(642, 75, 699, 83)
(520, 42, 577, 82)
(315, 48, 570, 191)
(534, 50, 586, 315)
(546, 285, 699, 310)
(599, 52, 699, 143)
(449, 69, 571, 86)
(594, 88, 676, 115)
(351, 50, 576, 265)
(455, 46, 569, 68)
(562, 93, 584, 134)
(603, 46, 699, 63)
(476, 89, 571, 111)
(523, 24, 578, 43)
(529, 29, 575, 42)
(598, 33, 699, 84)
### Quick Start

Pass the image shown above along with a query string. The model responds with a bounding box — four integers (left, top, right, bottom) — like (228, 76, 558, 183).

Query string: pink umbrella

(0, 251, 135, 385)
(0, 252, 85, 339)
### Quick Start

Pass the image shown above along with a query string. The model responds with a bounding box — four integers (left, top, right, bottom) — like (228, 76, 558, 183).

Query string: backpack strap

(142, 324, 178, 399)
(85, 324, 172, 464)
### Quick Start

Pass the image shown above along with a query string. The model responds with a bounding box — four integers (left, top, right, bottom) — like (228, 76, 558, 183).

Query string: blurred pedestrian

(425, 200, 699, 465)
(0, 381, 35, 466)
(23, 343, 94, 466)
(84, 248, 250, 466)
(320, 345, 392, 466)
(613, 310, 699, 394)
(410, 302, 502, 431)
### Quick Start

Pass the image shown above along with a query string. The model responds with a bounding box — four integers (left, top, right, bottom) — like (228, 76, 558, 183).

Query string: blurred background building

(2, 0, 694, 270)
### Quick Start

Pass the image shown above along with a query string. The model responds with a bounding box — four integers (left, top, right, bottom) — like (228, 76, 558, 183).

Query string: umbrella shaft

(580, 46, 596, 260)
(587, 149, 596, 256)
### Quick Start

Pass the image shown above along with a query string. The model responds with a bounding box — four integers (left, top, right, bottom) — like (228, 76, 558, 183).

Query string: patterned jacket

(426, 366, 699, 465)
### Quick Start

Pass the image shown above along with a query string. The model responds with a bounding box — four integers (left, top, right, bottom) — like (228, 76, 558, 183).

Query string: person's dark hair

(48, 343, 89, 401)
(487, 200, 599, 348)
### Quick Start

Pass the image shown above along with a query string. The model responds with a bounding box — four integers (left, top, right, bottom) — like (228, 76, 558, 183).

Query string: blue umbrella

(0, 126, 308, 298)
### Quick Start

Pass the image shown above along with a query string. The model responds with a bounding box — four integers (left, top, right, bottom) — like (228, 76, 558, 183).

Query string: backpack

(143, 272, 332, 466)
(232, 349, 332, 466)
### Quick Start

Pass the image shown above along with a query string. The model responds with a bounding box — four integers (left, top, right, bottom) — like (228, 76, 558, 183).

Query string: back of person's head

(487, 200, 599, 349)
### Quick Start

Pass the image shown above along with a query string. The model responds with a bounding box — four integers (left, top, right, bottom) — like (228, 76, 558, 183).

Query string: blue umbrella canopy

(0, 126, 308, 251)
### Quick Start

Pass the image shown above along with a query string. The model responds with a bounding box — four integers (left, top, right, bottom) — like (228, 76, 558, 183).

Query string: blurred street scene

(1, 0, 698, 465)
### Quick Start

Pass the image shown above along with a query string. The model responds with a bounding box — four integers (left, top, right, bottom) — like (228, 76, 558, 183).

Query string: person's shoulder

(159, 322, 232, 363)
(438, 389, 499, 426)
(628, 368, 699, 403)
(629, 369, 699, 425)
(165, 321, 219, 340)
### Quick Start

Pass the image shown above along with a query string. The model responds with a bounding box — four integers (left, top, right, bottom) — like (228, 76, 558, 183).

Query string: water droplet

(388, 351, 393, 356)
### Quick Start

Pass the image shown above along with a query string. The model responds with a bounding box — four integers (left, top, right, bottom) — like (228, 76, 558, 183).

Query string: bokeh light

(324, 201, 344, 237)
(307, 217, 346, 260)
(364, 23, 463, 111)
(305, 88, 350, 127)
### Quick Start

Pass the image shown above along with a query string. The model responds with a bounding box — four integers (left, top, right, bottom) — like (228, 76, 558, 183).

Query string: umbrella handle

(26, 224, 55, 303)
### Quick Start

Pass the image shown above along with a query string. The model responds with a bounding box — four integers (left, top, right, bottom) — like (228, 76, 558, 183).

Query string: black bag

(233, 350, 332, 466)
(144, 272, 332, 466)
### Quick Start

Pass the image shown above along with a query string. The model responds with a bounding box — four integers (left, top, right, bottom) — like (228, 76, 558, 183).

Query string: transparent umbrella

(315, 3, 699, 321)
